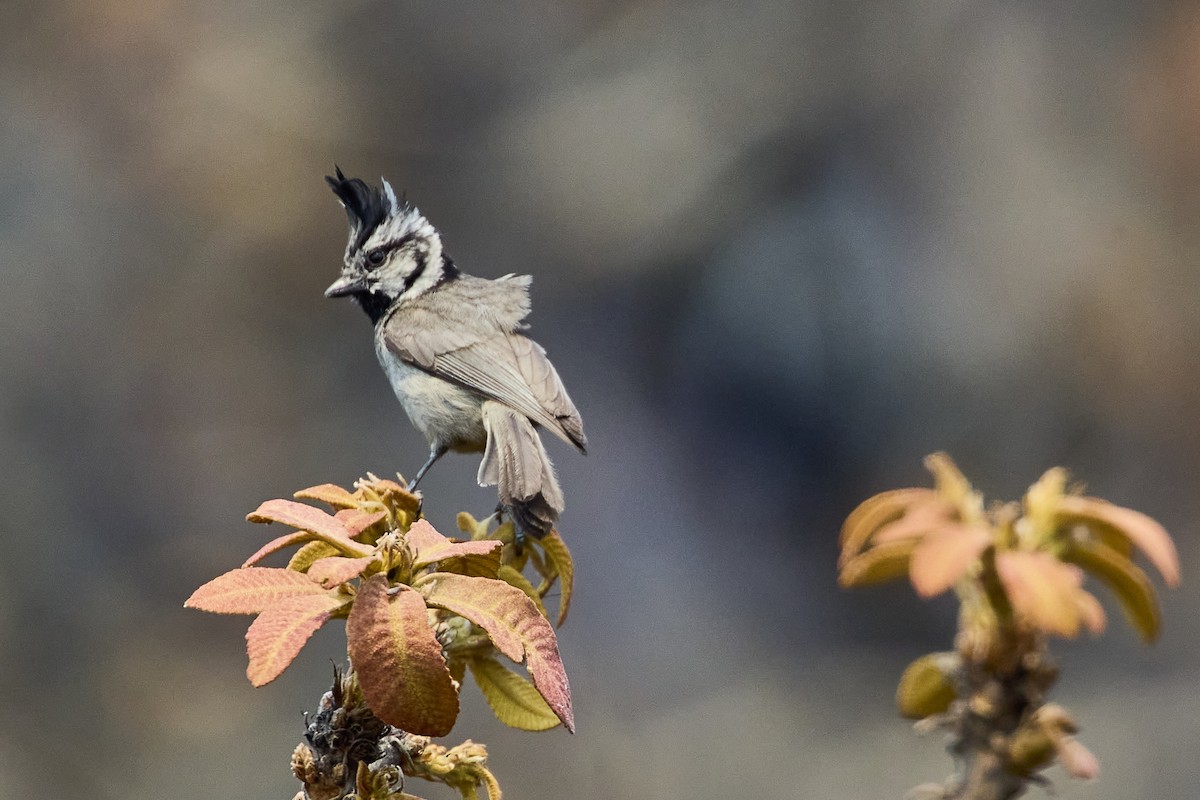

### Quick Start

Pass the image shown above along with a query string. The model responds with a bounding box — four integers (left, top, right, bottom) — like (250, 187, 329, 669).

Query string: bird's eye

(366, 249, 387, 267)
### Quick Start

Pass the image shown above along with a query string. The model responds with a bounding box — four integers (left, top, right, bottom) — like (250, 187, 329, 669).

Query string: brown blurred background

(3, 1, 1200, 797)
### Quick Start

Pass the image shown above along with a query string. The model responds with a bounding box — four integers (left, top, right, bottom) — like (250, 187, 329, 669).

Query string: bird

(323, 168, 586, 544)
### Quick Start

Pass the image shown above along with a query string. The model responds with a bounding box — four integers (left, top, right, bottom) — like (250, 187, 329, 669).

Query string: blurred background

(3, 0, 1199, 797)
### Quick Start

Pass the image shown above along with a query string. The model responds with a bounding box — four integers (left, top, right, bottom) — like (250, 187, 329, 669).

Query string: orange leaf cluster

(186, 476, 576, 739)
(838, 454, 1180, 646)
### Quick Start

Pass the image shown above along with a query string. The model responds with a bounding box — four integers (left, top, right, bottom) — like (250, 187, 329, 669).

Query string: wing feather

(380, 275, 586, 452)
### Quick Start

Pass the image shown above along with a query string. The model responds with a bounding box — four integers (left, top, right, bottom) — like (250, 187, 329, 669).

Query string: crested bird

(324, 169, 586, 543)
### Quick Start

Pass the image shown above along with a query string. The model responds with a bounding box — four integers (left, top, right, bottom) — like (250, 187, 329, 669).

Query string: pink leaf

(242, 531, 313, 567)
(307, 556, 376, 588)
(418, 572, 574, 732)
(247, 499, 371, 557)
(407, 519, 503, 569)
(335, 508, 388, 537)
(909, 525, 992, 598)
(246, 594, 347, 686)
(185, 567, 330, 614)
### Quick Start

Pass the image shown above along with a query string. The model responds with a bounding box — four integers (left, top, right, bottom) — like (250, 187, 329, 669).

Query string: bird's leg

(494, 502, 526, 555)
(407, 444, 448, 492)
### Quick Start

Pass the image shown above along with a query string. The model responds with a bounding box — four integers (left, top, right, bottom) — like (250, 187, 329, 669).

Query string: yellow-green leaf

(538, 530, 574, 627)
(288, 540, 342, 572)
(1062, 538, 1162, 642)
(839, 488, 938, 565)
(438, 553, 503, 579)
(838, 538, 919, 588)
(469, 657, 561, 731)
(895, 652, 960, 719)
(294, 483, 360, 509)
(1056, 495, 1180, 587)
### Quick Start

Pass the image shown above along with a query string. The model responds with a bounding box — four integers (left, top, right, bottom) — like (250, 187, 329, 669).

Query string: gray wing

(382, 276, 587, 452)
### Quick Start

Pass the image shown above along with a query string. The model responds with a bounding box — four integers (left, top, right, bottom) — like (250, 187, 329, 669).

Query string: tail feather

(478, 401, 563, 539)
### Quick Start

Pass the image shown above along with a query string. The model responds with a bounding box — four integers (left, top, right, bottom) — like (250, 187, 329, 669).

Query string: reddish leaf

(247, 499, 372, 557)
(294, 483, 360, 509)
(186, 567, 330, 614)
(908, 525, 992, 598)
(246, 593, 347, 686)
(335, 508, 388, 537)
(347, 574, 459, 736)
(1057, 496, 1180, 587)
(307, 556, 376, 588)
(496, 564, 550, 621)
(242, 531, 313, 567)
(417, 572, 574, 732)
(407, 519, 503, 569)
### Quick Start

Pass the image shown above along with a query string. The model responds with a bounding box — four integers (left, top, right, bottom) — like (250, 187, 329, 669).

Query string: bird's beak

(325, 272, 367, 298)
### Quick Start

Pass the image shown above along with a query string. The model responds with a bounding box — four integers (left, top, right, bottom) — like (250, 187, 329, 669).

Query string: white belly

(375, 343, 487, 452)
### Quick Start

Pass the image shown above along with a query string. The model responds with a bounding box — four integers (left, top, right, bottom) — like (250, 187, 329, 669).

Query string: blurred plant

(839, 453, 1180, 800)
(186, 475, 576, 800)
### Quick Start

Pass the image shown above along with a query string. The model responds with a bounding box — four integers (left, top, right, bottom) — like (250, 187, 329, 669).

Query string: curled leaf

(346, 575, 459, 736)
(247, 499, 371, 557)
(838, 538, 919, 588)
(407, 519, 503, 570)
(839, 488, 939, 565)
(1063, 538, 1161, 642)
(538, 529, 574, 627)
(870, 500, 958, 547)
(334, 508, 388, 537)
(294, 483, 359, 509)
(1056, 496, 1180, 587)
(288, 540, 342, 573)
(242, 531, 313, 567)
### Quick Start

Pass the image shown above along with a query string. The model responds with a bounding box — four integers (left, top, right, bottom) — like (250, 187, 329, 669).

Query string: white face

(331, 181, 445, 302)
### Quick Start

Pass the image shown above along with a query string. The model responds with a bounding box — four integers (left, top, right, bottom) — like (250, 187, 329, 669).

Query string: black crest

(325, 166, 391, 251)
